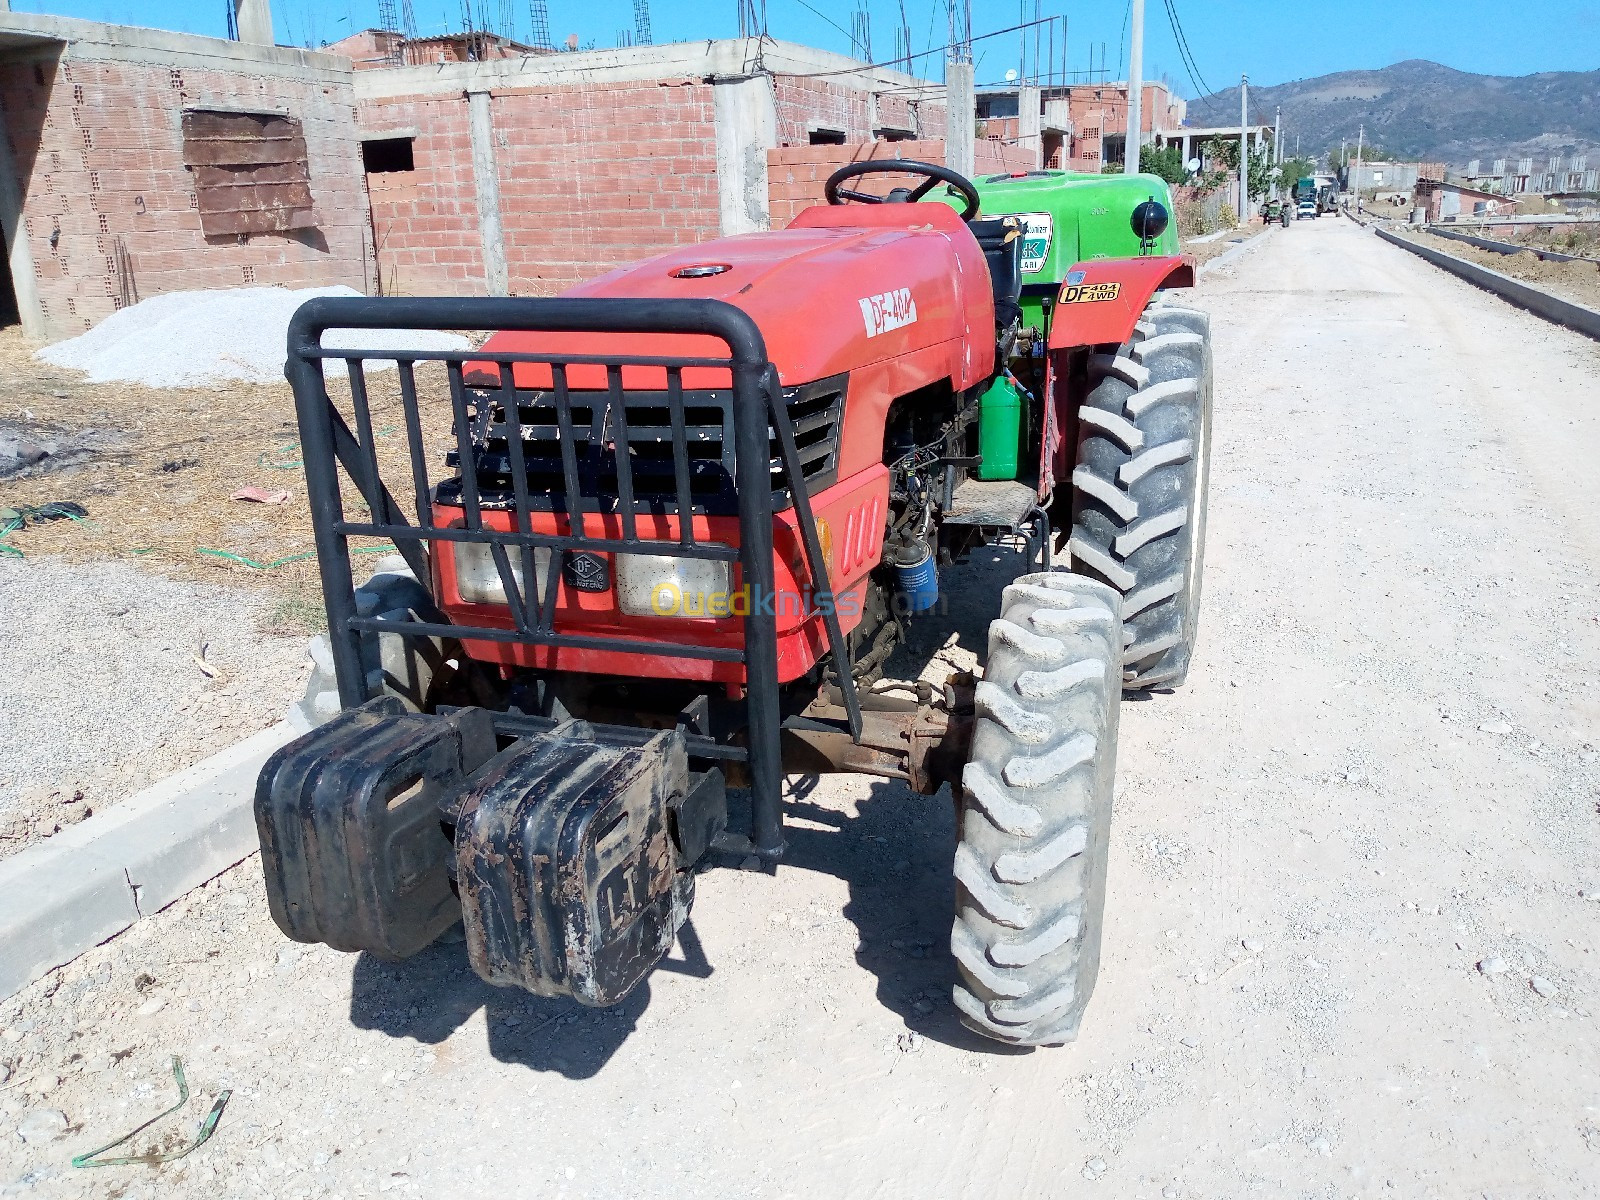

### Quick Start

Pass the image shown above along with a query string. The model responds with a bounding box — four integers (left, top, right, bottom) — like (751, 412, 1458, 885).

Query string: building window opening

(362, 137, 416, 174)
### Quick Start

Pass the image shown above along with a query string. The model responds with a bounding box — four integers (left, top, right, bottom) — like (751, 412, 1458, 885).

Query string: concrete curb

(1376, 227, 1600, 343)
(0, 722, 295, 1001)
(1197, 226, 1273, 276)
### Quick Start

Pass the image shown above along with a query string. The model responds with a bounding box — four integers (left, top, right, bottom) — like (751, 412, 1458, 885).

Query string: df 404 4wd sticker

(859, 287, 918, 338)
(1060, 281, 1121, 303)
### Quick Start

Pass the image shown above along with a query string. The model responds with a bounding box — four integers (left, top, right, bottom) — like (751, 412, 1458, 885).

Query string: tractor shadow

(346, 543, 1034, 1066)
(764, 542, 1035, 1053)
(773, 778, 1032, 1056)
(346, 919, 713, 1080)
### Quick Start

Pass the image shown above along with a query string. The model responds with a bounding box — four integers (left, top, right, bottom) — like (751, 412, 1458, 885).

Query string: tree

(1197, 136, 1272, 202)
(1201, 136, 1237, 171)
(1138, 142, 1188, 185)
(1328, 144, 1385, 173)
(1278, 155, 1318, 186)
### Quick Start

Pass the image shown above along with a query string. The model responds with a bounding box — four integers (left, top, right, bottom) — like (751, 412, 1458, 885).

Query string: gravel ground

(2, 218, 1599, 1197)
(0, 558, 308, 860)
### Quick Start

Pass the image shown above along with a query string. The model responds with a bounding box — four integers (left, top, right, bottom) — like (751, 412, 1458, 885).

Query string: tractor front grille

(437, 373, 846, 516)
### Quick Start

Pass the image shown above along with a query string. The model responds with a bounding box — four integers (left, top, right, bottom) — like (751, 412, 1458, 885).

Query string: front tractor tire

(951, 572, 1122, 1047)
(1069, 300, 1213, 690)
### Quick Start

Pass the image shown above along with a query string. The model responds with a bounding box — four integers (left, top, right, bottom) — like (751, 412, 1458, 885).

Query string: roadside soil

(1484, 221, 1600, 259)
(0, 327, 442, 622)
(3, 218, 1600, 1198)
(1407, 228, 1600, 309)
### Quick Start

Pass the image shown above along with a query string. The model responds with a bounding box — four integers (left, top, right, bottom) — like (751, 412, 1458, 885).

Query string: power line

(794, 0, 855, 44)
(788, 12, 1062, 79)
(1117, 0, 1130, 79)
(1161, 0, 1215, 99)
(1159, 0, 1199, 97)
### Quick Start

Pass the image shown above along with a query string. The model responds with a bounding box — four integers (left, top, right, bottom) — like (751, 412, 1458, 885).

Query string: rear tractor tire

(291, 556, 449, 730)
(1069, 299, 1212, 690)
(951, 572, 1122, 1047)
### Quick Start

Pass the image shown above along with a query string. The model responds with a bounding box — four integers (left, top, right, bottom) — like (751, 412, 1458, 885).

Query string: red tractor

(259, 161, 1210, 1047)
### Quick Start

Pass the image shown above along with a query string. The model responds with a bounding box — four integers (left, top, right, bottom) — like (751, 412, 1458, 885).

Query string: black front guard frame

(286, 295, 862, 867)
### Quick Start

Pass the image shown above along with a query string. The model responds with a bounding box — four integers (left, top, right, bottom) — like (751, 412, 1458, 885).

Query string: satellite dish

(1004, 69, 1018, 82)
(1186, 158, 1201, 172)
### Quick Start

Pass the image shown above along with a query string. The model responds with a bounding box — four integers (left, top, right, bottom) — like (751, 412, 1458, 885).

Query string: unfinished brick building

(0, 11, 369, 341)
(0, 5, 1006, 340)
(351, 39, 955, 298)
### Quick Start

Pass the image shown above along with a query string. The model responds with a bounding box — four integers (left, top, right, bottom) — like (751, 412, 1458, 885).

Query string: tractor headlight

(453, 541, 551, 606)
(617, 554, 734, 618)
(1131, 198, 1170, 241)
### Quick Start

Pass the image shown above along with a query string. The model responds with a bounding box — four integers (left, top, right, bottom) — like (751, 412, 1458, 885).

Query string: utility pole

(945, 4, 975, 183)
(1354, 123, 1365, 213)
(1238, 73, 1249, 225)
(1274, 106, 1281, 166)
(1124, 0, 1144, 173)
(233, 0, 274, 44)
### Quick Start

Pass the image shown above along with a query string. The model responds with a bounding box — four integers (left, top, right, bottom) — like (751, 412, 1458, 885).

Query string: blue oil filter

(894, 537, 939, 615)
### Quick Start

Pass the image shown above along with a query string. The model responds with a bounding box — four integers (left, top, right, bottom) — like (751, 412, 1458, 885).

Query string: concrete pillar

(0, 103, 46, 340)
(944, 59, 975, 181)
(1125, 0, 1144, 173)
(233, 0, 274, 46)
(712, 75, 777, 236)
(466, 89, 509, 297)
(1016, 84, 1041, 169)
(1181, 133, 1190, 167)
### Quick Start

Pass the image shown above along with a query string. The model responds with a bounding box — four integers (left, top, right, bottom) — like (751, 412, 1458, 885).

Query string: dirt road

(4, 216, 1599, 1199)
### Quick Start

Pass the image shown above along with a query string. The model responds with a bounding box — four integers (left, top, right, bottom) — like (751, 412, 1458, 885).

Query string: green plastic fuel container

(976, 375, 1023, 481)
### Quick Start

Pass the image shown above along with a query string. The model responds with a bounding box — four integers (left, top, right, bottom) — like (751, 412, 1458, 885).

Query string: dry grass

(0, 325, 464, 598)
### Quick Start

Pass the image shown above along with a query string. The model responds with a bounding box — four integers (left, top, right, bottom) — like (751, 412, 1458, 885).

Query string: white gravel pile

(36, 285, 471, 388)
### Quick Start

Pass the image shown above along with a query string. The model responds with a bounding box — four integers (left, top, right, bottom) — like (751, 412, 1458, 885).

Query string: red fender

(1046, 255, 1195, 350)
(1038, 254, 1195, 493)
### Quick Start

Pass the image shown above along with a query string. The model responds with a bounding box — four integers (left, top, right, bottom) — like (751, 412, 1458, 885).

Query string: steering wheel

(823, 160, 982, 222)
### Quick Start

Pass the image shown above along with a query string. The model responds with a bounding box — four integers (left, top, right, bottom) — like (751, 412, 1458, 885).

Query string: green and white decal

(1018, 212, 1052, 274)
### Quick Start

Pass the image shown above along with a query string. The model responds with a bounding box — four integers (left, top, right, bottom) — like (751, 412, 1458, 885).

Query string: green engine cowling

(926, 168, 1184, 483)
(934, 169, 1181, 337)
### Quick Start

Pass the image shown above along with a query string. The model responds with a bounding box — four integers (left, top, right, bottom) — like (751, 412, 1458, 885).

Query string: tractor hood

(476, 203, 994, 392)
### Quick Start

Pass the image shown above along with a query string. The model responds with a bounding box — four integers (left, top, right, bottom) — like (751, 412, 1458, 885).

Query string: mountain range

(1186, 60, 1600, 169)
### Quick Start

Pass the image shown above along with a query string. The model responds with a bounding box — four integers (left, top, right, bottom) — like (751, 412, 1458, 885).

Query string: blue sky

(9, 1, 1599, 91)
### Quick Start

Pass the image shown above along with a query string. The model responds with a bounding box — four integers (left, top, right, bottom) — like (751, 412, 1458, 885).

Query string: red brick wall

(974, 139, 1037, 175)
(362, 94, 484, 295)
(361, 80, 720, 297)
(875, 91, 942, 138)
(0, 54, 368, 339)
(773, 76, 870, 145)
(767, 138, 1036, 226)
(771, 76, 945, 147)
(767, 140, 945, 226)
(495, 81, 719, 296)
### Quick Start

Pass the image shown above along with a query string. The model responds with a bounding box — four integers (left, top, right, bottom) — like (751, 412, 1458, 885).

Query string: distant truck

(1296, 175, 1338, 215)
